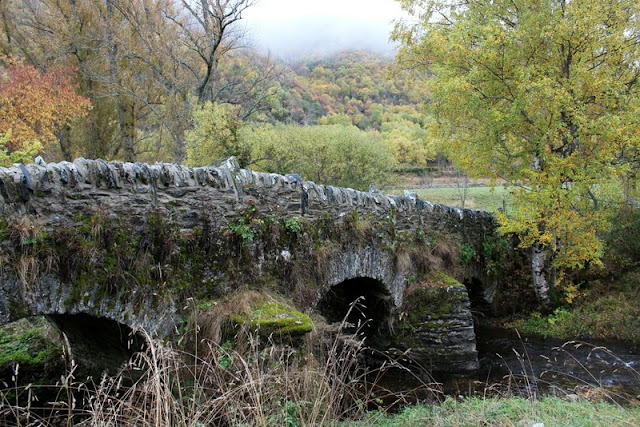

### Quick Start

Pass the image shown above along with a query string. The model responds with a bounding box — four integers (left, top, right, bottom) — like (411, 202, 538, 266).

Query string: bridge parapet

(0, 157, 494, 236)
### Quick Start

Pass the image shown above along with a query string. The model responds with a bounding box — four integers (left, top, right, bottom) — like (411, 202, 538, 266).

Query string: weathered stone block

(393, 271, 478, 373)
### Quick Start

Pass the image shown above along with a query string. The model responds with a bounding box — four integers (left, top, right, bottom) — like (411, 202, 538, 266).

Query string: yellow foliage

(0, 131, 43, 167)
(394, 0, 640, 296)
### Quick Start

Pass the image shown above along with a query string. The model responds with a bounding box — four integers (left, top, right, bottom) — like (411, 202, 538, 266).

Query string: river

(373, 327, 640, 407)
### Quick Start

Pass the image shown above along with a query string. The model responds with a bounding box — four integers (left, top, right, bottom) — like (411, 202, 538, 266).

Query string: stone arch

(316, 244, 410, 310)
(0, 278, 177, 377)
(316, 276, 394, 341)
(0, 278, 177, 336)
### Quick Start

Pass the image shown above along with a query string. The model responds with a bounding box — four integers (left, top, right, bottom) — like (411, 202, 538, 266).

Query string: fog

(243, 0, 408, 58)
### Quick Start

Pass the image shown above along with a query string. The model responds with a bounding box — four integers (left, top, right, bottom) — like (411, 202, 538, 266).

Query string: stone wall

(0, 158, 506, 372)
(0, 158, 494, 240)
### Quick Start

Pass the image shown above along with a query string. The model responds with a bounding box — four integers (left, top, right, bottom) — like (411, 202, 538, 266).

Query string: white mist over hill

(243, 0, 408, 57)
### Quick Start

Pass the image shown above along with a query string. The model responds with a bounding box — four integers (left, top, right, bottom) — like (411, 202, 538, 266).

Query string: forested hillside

(182, 50, 438, 187)
(264, 51, 423, 129)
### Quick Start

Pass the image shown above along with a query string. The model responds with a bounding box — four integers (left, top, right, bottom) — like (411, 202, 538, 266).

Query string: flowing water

(461, 327, 640, 402)
(373, 327, 640, 406)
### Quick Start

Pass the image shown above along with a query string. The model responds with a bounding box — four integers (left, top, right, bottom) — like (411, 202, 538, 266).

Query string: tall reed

(0, 301, 438, 426)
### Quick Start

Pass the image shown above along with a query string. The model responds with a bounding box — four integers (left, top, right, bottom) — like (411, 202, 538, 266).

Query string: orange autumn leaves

(0, 58, 90, 160)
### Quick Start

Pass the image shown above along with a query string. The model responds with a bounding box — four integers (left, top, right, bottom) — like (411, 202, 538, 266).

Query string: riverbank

(3, 315, 640, 425)
(347, 396, 640, 426)
(490, 271, 640, 348)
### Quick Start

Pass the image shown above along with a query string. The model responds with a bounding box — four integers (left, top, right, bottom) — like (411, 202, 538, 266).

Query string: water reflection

(448, 327, 640, 403)
(372, 327, 640, 406)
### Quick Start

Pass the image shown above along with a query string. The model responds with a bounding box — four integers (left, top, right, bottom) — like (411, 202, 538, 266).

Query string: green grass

(507, 291, 640, 346)
(390, 186, 513, 212)
(347, 396, 640, 426)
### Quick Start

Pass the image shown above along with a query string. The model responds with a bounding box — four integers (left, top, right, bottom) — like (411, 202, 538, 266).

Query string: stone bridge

(0, 158, 521, 374)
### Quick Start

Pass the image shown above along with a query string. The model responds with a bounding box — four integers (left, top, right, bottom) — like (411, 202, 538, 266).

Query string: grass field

(389, 186, 513, 212)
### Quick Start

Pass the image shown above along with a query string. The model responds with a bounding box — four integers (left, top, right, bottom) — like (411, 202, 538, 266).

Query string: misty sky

(243, 0, 408, 57)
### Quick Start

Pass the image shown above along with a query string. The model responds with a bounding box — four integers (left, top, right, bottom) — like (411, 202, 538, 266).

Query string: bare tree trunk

(123, 102, 136, 160)
(532, 245, 551, 307)
(172, 123, 187, 163)
(530, 150, 552, 307)
(56, 125, 73, 161)
(106, 0, 135, 161)
(455, 169, 469, 209)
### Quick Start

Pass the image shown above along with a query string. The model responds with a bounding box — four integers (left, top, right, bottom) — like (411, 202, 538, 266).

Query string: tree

(0, 131, 42, 166)
(394, 0, 640, 305)
(2, 0, 274, 162)
(167, 0, 255, 104)
(185, 101, 246, 166)
(240, 124, 395, 190)
(0, 59, 90, 165)
(381, 113, 437, 166)
(1, 0, 181, 161)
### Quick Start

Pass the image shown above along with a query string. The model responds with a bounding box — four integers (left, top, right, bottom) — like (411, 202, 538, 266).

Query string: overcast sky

(243, 0, 408, 57)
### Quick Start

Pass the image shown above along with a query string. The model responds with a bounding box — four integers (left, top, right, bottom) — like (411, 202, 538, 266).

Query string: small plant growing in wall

(415, 227, 435, 249)
(228, 206, 261, 247)
(229, 218, 256, 246)
(460, 243, 476, 265)
(283, 218, 302, 234)
(482, 236, 510, 278)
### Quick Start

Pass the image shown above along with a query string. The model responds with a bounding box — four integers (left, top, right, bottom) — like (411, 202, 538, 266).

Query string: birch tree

(394, 0, 640, 305)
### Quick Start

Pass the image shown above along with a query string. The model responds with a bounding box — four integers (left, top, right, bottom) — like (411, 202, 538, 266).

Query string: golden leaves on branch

(0, 57, 91, 163)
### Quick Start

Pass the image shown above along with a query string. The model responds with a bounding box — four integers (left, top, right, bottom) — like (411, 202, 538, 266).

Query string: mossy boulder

(232, 301, 313, 338)
(0, 317, 64, 383)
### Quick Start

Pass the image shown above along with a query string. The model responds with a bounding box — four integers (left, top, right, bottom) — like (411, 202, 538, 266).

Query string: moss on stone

(0, 318, 63, 376)
(401, 270, 464, 326)
(0, 217, 9, 241)
(232, 301, 313, 337)
(423, 270, 464, 288)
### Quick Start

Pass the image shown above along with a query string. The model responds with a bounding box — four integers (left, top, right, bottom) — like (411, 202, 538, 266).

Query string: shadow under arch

(316, 277, 394, 344)
(46, 313, 146, 378)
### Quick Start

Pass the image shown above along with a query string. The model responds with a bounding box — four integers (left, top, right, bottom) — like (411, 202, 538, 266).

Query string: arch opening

(46, 314, 146, 378)
(464, 277, 492, 317)
(316, 277, 394, 344)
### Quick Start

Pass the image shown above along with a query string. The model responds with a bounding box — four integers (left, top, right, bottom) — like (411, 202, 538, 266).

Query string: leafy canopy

(185, 102, 247, 167)
(242, 124, 395, 190)
(0, 58, 90, 166)
(394, 0, 640, 279)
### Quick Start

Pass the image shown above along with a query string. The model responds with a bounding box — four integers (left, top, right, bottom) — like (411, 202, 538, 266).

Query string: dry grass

(396, 235, 461, 279)
(9, 217, 48, 296)
(11, 217, 40, 247)
(0, 301, 437, 426)
(16, 254, 39, 295)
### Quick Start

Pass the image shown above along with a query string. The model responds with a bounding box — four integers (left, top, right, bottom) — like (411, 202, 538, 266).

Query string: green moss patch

(401, 271, 466, 326)
(233, 301, 313, 338)
(0, 317, 64, 382)
(423, 270, 464, 288)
